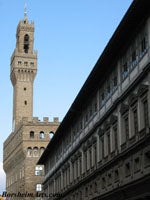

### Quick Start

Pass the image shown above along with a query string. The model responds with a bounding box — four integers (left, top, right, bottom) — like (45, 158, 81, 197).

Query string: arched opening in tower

(24, 34, 29, 53)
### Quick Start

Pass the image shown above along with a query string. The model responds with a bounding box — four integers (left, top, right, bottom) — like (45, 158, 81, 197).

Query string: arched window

(33, 147, 39, 157)
(49, 131, 54, 139)
(40, 131, 44, 139)
(27, 147, 32, 157)
(30, 131, 34, 138)
(24, 34, 29, 53)
(40, 147, 45, 155)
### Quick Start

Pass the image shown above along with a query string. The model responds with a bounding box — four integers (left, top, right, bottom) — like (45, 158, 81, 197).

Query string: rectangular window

(36, 184, 42, 191)
(108, 173, 112, 185)
(134, 157, 140, 172)
(143, 99, 149, 127)
(107, 82, 111, 99)
(94, 144, 97, 164)
(101, 92, 105, 105)
(24, 62, 28, 66)
(141, 37, 146, 56)
(113, 75, 118, 90)
(80, 121, 83, 130)
(125, 162, 131, 177)
(122, 62, 129, 79)
(89, 106, 92, 118)
(85, 114, 88, 123)
(101, 137, 104, 158)
(133, 108, 138, 134)
(102, 177, 105, 189)
(30, 62, 34, 66)
(114, 169, 119, 182)
(93, 100, 97, 113)
(35, 166, 42, 176)
(107, 131, 111, 154)
(113, 125, 118, 150)
(124, 116, 129, 141)
(131, 50, 137, 68)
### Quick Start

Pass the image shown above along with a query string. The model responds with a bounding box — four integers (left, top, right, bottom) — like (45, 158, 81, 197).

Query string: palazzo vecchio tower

(3, 9, 60, 199)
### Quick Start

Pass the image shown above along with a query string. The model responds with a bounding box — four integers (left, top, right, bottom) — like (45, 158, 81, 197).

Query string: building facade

(38, 1, 150, 200)
(3, 11, 60, 199)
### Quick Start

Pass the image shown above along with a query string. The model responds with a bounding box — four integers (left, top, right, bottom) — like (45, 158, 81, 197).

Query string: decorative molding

(82, 145, 87, 152)
(128, 93, 138, 106)
(87, 139, 92, 147)
(137, 84, 148, 97)
(120, 103, 129, 115)
(92, 136, 97, 144)
(77, 151, 82, 157)
(104, 121, 111, 130)
(71, 157, 75, 163)
(98, 128, 104, 137)
(110, 115, 118, 124)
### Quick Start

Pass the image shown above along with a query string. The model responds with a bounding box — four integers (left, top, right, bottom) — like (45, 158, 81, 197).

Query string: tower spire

(24, 3, 27, 20)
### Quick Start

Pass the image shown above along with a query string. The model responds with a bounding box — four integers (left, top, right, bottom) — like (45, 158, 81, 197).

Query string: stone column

(60, 171, 63, 190)
(138, 99, 144, 131)
(92, 144, 95, 167)
(87, 149, 90, 170)
(104, 134, 108, 157)
(129, 109, 134, 138)
(97, 135, 100, 162)
(81, 150, 84, 174)
(110, 127, 114, 152)
(70, 161, 73, 183)
(118, 107, 122, 150)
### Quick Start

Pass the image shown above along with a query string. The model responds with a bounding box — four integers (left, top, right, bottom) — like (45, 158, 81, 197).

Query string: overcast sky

(0, 0, 133, 194)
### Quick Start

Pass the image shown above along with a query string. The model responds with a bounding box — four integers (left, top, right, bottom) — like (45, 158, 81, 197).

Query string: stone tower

(10, 11, 37, 131)
(3, 10, 60, 199)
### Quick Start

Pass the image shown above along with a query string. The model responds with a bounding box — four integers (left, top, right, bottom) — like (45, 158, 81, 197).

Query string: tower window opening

(24, 34, 29, 53)
(24, 62, 28, 66)
(40, 131, 44, 139)
(36, 184, 42, 192)
(24, 100, 27, 105)
(30, 62, 34, 66)
(30, 131, 34, 138)
(40, 147, 45, 155)
(33, 147, 39, 157)
(35, 166, 42, 176)
(24, 88, 26, 91)
(27, 147, 32, 157)
(49, 131, 54, 139)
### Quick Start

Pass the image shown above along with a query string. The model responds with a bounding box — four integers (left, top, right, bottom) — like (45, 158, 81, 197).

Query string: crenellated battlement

(22, 116, 59, 124)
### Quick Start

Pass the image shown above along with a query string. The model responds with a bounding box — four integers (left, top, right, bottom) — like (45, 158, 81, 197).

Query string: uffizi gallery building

(38, 0, 150, 200)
